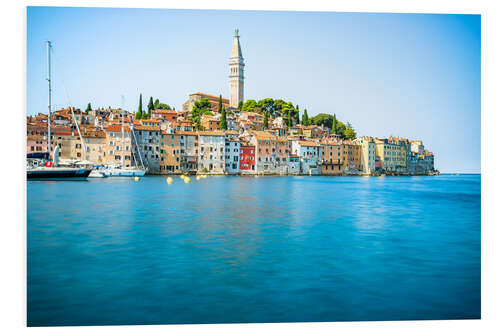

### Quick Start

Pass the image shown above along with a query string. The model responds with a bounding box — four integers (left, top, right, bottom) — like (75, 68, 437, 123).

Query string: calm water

(27, 175, 481, 326)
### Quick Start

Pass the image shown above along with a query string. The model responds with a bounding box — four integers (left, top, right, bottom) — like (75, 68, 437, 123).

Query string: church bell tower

(229, 29, 244, 108)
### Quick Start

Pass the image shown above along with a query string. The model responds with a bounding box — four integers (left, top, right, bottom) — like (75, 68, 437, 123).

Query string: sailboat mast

(47, 41, 52, 159)
(121, 96, 125, 167)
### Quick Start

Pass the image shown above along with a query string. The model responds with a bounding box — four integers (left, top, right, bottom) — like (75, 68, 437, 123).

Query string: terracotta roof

(27, 135, 46, 141)
(175, 130, 197, 135)
(190, 92, 229, 103)
(105, 124, 132, 133)
(83, 131, 106, 138)
(141, 118, 161, 124)
(320, 141, 341, 146)
(152, 109, 177, 114)
(134, 125, 160, 131)
(198, 130, 225, 136)
(298, 140, 320, 147)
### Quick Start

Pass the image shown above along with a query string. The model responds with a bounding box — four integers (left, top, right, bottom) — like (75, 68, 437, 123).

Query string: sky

(27, 7, 481, 173)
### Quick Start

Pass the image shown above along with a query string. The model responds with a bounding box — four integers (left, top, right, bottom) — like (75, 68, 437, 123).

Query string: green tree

(332, 114, 338, 134)
(302, 109, 309, 126)
(263, 112, 269, 129)
(257, 98, 276, 116)
(218, 95, 223, 113)
(238, 100, 244, 110)
(309, 113, 333, 128)
(145, 96, 154, 119)
(344, 122, 357, 140)
(273, 99, 286, 116)
(157, 103, 171, 110)
(336, 121, 347, 138)
(154, 99, 160, 109)
(85, 103, 92, 113)
(136, 93, 143, 119)
(287, 111, 292, 128)
(295, 105, 300, 124)
(220, 107, 228, 130)
(191, 98, 214, 130)
(241, 99, 258, 112)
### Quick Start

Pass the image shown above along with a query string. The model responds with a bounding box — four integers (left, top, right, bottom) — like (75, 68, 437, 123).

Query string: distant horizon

(27, 7, 480, 173)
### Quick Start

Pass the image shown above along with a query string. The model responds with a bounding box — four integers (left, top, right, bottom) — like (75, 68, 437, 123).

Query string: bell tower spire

(229, 28, 244, 108)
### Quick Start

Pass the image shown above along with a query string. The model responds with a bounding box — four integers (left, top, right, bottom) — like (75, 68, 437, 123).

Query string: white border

(2, 1, 498, 332)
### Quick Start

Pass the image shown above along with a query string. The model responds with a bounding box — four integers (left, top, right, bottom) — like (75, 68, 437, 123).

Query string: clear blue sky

(27, 7, 480, 173)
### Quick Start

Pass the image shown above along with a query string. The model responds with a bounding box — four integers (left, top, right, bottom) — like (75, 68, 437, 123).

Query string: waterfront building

(229, 29, 244, 108)
(423, 151, 435, 173)
(341, 141, 361, 174)
(288, 154, 301, 175)
(354, 137, 376, 175)
(239, 142, 256, 174)
(250, 131, 290, 174)
(411, 140, 425, 155)
(388, 137, 408, 172)
(225, 137, 240, 174)
(82, 130, 107, 164)
(160, 131, 181, 173)
(319, 141, 343, 175)
(27, 135, 47, 154)
(178, 131, 198, 173)
(374, 138, 400, 172)
(104, 124, 133, 167)
(292, 140, 320, 175)
(134, 125, 162, 173)
(198, 131, 226, 174)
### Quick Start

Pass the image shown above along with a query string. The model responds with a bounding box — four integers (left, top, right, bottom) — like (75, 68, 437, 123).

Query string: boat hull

(27, 168, 92, 180)
(103, 169, 146, 177)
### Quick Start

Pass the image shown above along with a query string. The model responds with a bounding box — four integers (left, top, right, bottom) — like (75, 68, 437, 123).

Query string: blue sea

(27, 174, 481, 326)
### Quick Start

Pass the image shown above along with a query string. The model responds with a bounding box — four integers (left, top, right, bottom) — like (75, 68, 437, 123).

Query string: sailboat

(27, 41, 91, 180)
(102, 100, 147, 177)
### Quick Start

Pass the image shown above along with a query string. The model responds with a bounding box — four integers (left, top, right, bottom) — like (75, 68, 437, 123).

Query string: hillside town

(27, 30, 436, 176)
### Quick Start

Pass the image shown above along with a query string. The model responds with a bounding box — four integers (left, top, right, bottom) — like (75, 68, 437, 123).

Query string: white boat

(102, 165, 146, 177)
(88, 170, 107, 178)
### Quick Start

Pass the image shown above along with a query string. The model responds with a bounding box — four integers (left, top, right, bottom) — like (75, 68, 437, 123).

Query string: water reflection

(27, 175, 481, 326)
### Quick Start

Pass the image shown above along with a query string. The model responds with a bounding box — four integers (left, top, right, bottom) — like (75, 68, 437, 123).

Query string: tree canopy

(85, 103, 92, 113)
(308, 113, 355, 139)
(191, 98, 214, 130)
(156, 103, 171, 110)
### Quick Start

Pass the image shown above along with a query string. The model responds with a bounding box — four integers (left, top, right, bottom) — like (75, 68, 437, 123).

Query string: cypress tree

(302, 109, 309, 126)
(148, 96, 154, 111)
(287, 111, 292, 128)
(218, 95, 223, 113)
(136, 93, 143, 119)
(85, 103, 92, 113)
(263, 112, 269, 129)
(220, 107, 228, 130)
(332, 114, 338, 134)
(295, 105, 300, 125)
(238, 100, 243, 110)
